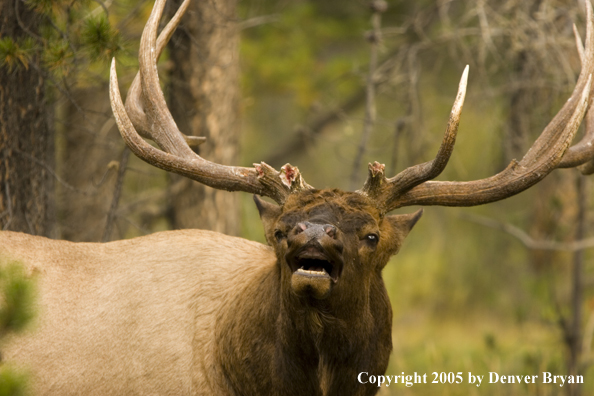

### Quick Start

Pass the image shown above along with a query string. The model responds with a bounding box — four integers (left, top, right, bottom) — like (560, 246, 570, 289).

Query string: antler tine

(558, 22, 594, 171)
(362, 0, 594, 213)
(124, 0, 205, 148)
(135, 0, 192, 158)
(576, 111, 594, 175)
(559, 99, 594, 170)
(388, 74, 592, 210)
(109, 0, 313, 204)
(359, 65, 468, 199)
(574, 23, 586, 63)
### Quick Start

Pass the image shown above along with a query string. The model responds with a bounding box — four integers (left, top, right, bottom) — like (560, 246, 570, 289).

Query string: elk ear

(253, 195, 282, 241)
(382, 209, 423, 257)
(385, 209, 423, 238)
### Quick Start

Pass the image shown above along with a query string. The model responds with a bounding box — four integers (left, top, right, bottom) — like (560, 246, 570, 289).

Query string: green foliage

(0, 367, 28, 396)
(0, 37, 36, 71)
(241, 1, 366, 108)
(82, 15, 123, 62)
(0, 263, 36, 335)
(0, 260, 36, 396)
(25, 0, 70, 16)
(5, 0, 127, 81)
(43, 39, 74, 75)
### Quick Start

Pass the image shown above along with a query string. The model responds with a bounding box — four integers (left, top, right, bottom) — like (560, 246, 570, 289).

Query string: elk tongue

(291, 269, 332, 300)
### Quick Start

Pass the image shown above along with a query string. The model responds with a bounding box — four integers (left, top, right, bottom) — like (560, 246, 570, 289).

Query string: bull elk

(3, 0, 594, 395)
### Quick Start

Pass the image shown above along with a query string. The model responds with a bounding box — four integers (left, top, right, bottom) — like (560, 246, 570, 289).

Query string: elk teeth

(297, 268, 327, 275)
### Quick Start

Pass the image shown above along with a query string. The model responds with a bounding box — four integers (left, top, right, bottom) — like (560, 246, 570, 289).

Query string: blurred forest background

(1, 0, 594, 394)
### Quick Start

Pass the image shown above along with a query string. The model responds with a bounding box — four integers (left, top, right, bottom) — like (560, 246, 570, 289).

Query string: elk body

(3, 0, 594, 395)
(1, 192, 420, 396)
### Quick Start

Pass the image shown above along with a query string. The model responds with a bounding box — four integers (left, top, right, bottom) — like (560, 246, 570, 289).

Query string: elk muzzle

(285, 222, 344, 300)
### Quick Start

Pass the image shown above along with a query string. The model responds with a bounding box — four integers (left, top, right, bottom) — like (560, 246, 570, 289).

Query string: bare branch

(350, 1, 385, 189)
(13, 149, 96, 197)
(239, 14, 280, 30)
(102, 147, 130, 243)
(2, 178, 13, 231)
(460, 212, 594, 252)
(264, 90, 365, 167)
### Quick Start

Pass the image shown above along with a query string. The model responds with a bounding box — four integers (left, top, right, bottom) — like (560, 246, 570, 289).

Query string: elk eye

(363, 233, 379, 247)
(274, 230, 286, 242)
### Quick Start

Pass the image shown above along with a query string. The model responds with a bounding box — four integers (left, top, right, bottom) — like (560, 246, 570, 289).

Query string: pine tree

(0, 259, 36, 396)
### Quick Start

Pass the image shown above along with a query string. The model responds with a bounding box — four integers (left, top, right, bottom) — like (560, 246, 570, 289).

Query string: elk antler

(109, 0, 312, 205)
(360, 0, 594, 212)
(558, 23, 594, 173)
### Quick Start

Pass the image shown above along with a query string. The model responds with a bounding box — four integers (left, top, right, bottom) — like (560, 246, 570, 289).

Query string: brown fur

(0, 189, 421, 396)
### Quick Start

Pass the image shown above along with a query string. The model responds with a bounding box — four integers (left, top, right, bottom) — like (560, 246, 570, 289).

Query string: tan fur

(0, 230, 275, 395)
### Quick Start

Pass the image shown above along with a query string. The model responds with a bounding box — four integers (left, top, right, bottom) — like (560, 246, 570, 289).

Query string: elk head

(110, 0, 594, 303)
(254, 190, 422, 302)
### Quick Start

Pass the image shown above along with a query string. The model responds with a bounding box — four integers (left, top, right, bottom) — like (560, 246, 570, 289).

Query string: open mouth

(288, 246, 341, 283)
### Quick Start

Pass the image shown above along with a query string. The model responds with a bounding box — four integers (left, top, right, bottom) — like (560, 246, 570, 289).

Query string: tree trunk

(57, 87, 120, 242)
(166, 0, 241, 235)
(0, 1, 54, 237)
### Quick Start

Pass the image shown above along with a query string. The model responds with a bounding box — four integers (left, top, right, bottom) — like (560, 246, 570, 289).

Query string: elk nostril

(325, 225, 336, 238)
(295, 222, 308, 234)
